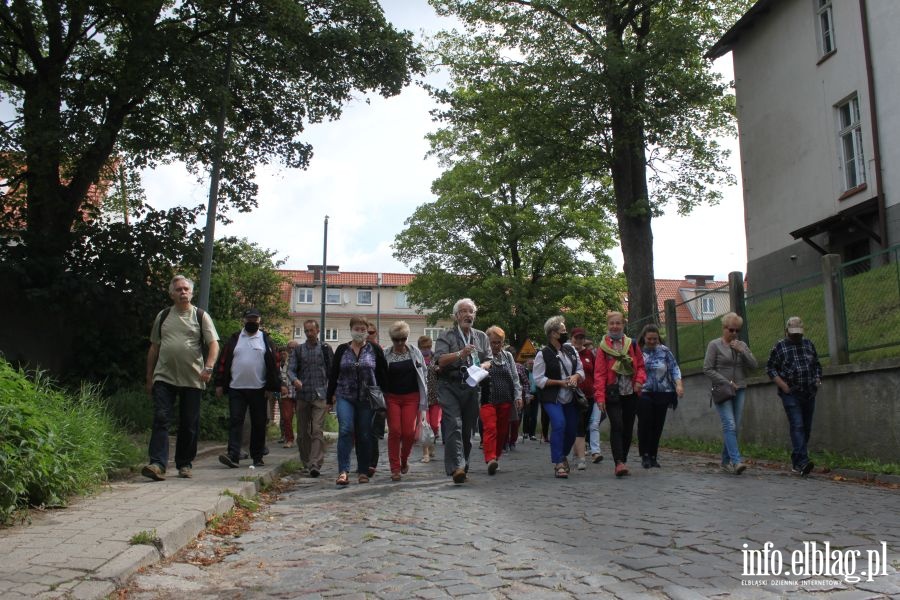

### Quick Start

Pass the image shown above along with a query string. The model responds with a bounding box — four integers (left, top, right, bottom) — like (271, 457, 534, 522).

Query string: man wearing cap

(143, 275, 220, 480)
(215, 309, 282, 468)
(766, 316, 822, 476)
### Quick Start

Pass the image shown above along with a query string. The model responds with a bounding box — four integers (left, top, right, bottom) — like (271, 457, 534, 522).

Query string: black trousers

(227, 388, 267, 462)
(638, 391, 675, 459)
(522, 397, 540, 437)
(606, 392, 638, 464)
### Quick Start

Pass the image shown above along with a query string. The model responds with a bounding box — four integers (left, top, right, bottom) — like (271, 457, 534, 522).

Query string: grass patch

(279, 459, 303, 475)
(0, 359, 144, 525)
(673, 260, 900, 371)
(661, 436, 900, 475)
(129, 529, 161, 547)
(324, 411, 338, 433)
(222, 489, 259, 511)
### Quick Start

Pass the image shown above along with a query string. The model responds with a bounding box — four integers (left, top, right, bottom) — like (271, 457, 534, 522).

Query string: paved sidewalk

(0, 440, 304, 600)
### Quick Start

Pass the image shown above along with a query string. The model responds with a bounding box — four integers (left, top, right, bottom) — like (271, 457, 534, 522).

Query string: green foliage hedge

(0, 359, 141, 524)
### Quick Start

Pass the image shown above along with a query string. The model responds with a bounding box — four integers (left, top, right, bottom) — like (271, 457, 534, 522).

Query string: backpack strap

(157, 306, 206, 355)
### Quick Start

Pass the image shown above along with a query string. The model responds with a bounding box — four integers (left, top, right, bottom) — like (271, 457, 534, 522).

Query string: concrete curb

(0, 441, 311, 600)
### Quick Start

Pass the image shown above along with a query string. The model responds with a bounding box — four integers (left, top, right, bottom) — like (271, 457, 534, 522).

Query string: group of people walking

(141, 278, 823, 488)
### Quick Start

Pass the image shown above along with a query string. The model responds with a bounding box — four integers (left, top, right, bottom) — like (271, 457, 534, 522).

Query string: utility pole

(319, 216, 329, 344)
(198, 4, 237, 311)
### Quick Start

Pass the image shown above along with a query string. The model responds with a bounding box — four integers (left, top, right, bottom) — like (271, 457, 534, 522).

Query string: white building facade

(279, 266, 453, 346)
(709, 0, 899, 291)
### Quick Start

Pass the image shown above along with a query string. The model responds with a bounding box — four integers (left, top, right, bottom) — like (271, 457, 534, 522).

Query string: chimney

(307, 264, 340, 283)
(685, 274, 714, 289)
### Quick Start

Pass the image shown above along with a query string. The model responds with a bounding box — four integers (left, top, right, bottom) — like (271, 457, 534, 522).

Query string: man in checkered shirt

(766, 316, 822, 477)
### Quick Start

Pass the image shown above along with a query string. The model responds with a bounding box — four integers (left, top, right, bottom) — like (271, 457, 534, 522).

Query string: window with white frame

(325, 288, 341, 304)
(324, 328, 338, 342)
(700, 297, 716, 315)
(424, 327, 445, 341)
(296, 287, 313, 304)
(816, 0, 835, 56)
(357, 289, 372, 305)
(837, 96, 865, 190)
(294, 325, 304, 337)
(394, 291, 409, 309)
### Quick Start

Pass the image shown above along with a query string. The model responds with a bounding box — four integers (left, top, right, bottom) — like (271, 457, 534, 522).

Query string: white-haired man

(433, 298, 492, 484)
(143, 275, 219, 480)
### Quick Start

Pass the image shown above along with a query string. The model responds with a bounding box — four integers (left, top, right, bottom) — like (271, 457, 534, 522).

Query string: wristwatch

(203, 366, 214, 374)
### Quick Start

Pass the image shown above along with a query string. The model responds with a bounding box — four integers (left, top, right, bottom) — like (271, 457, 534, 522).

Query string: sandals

(555, 464, 568, 478)
(336, 472, 349, 486)
(358, 474, 370, 483)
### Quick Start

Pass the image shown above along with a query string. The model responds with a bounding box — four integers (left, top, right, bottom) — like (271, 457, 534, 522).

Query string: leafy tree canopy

(0, 0, 424, 275)
(428, 0, 750, 322)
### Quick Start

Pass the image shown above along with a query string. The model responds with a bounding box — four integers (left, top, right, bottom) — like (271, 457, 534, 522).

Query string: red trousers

(279, 396, 295, 443)
(387, 391, 420, 473)
(426, 404, 442, 439)
(480, 402, 512, 463)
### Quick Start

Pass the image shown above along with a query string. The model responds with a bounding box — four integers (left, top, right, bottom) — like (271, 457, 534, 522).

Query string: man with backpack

(216, 308, 282, 469)
(143, 275, 220, 481)
(287, 319, 334, 477)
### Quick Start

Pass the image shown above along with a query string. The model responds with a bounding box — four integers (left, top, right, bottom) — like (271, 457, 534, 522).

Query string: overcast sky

(142, 0, 746, 282)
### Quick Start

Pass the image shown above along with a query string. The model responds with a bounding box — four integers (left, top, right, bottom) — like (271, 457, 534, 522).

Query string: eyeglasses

(726, 328, 741, 333)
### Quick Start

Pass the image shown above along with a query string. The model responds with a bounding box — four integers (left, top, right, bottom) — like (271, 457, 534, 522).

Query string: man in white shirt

(215, 309, 281, 468)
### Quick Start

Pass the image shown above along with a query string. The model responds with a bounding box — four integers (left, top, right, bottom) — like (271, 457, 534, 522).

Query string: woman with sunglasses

(704, 312, 758, 475)
(384, 321, 429, 481)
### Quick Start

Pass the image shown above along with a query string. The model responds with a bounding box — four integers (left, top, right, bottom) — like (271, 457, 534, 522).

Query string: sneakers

(800, 461, 815, 476)
(721, 463, 735, 474)
(219, 454, 239, 469)
(615, 462, 629, 477)
(641, 455, 652, 469)
(733, 462, 747, 475)
(576, 459, 586, 471)
(309, 467, 320, 478)
(178, 466, 192, 479)
(528, 435, 537, 441)
(253, 459, 265, 468)
(141, 463, 165, 481)
(452, 468, 466, 484)
(487, 459, 499, 475)
(591, 453, 603, 464)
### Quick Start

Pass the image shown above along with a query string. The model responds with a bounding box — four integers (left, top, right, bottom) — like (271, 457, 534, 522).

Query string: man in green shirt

(142, 275, 220, 480)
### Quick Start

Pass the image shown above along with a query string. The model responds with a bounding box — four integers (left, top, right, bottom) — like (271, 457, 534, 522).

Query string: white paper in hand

(465, 364, 489, 387)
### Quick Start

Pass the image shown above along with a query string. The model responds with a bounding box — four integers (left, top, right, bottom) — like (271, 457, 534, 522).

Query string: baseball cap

(243, 308, 261, 318)
(786, 316, 804, 334)
(571, 327, 587, 338)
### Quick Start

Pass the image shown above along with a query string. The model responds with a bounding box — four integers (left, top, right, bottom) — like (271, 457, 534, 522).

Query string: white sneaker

(576, 459, 586, 471)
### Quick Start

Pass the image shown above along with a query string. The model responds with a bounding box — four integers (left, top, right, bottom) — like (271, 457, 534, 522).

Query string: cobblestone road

(125, 439, 899, 599)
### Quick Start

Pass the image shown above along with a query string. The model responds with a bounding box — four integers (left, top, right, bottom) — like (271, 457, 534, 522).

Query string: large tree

(0, 0, 423, 279)
(430, 0, 748, 322)
(394, 73, 624, 347)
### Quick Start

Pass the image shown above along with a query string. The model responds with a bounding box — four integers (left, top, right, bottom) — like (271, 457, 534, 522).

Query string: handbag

(710, 382, 735, 404)
(364, 383, 386, 413)
(572, 387, 590, 409)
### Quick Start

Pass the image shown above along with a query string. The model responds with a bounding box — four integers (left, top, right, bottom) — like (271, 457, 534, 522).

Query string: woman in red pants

(479, 326, 523, 475)
(384, 321, 428, 481)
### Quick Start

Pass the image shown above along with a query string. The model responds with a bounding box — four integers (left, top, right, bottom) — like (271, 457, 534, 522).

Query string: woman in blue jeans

(533, 316, 584, 479)
(326, 315, 387, 485)
(703, 312, 758, 475)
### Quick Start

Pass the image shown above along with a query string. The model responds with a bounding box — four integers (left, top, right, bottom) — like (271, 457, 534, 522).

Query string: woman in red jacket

(594, 311, 647, 477)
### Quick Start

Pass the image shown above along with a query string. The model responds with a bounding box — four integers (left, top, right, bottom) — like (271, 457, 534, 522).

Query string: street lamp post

(319, 216, 328, 345)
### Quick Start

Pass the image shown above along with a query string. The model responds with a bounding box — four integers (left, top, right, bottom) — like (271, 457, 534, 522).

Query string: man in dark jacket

(215, 308, 281, 468)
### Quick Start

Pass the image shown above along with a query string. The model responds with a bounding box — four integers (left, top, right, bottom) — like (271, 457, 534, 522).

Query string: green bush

(198, 389, 230, 442)
(0, 359, 142, 524)
(105, 384, 154, 433)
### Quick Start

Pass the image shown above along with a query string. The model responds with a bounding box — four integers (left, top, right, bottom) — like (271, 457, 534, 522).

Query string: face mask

(351, 331, 366, 343)
(608, 331, 623, 340)
(244, 322, 259, 334)
(557, 333, 569, 345)
(421, 349, 432, 358)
